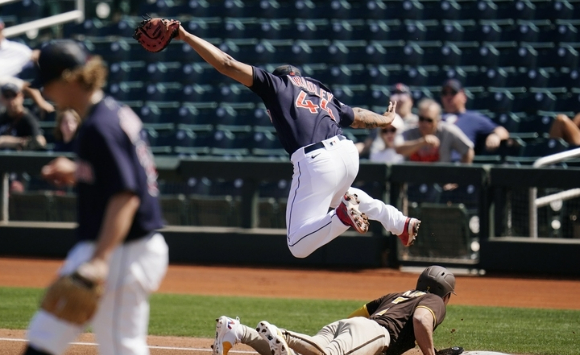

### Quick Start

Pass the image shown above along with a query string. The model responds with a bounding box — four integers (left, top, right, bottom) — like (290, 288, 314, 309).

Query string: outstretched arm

(350, 102, 397, 129)
(413, 307, 437, 355)
(176, 26, 254, 87)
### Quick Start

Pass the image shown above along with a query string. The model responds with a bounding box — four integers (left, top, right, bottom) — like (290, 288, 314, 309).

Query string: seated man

(0, 82, 46, 150)
(212, 265, 456, 355)
(440, 79, 508, 157)
(396, 98, 473, 163)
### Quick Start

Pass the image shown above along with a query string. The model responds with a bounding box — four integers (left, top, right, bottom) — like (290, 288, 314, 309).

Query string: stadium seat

(257, 19, 293, 39)
(289, 0, 319, 19)
(464, 21, 503, 42)
(422, 42, 462, 67)
(521, 138, 569, 158)
(222, 0, 254, 18)
(363, 19, 401, 41)
(252, 129, 286, 158)
(144, 82, 183, 102)
(516, 90, 557, 114)
(331, 85, 368, 107)
(218, 83, 258, 103)
(364, 41, 403, 65)
(324, 64, 366, 85)
(460, 42, 500, 67)
(170, 128, 212, 155)
(463, 67, 505, 89)
(108, 61, 147, 83)
(257, 198, 283, 229)
(427, 66, 472, 88)
(290, 40, 331, 64)
(366, 64, 397, 86)
(497, 0, 536, 20)
(392, 20, 431, 42)
(427, 21, 467, 42)
(535, 0, 574, 20)
(553, 89, 580, 113)
(180, 84, 217, 102)
(518, 114, 555, 135)
(138, 0, 181, 17)
(498, 43, 538, 69)
(184, 18, 223, 40)
(178, 62, 221, 85)
(502, 20, 543, 43)
(506, 68, 550, 88)
(63, 18, 107, 37)
(214, 102, 255, 127)
(392, 66, 430, 87)
(210, 129, 252, 157)
(461, 0, 498, 20)
(363, 0, 394, 20)
(330, 19, 365, 41)
(491, 112, 521, 133)
(548, 68, 580, 89)
(421, 0, 462, 20)
(251, 39, 292, 64)
(474, 88, 515, 114)
(218, 38, 259, 64)
(88, 38, 131, 63)
(317, 0, 356, 20)
(223, 18, 260, 39)
(328, 40, 367, 65)
(542, 20, 579, 43)
(293, 19, 329, 40)
(108, 81, 145, 102)
(440, 184, 480, 211)
(105, 18, 138, 37)
(539, 45, 579, 69)
(175, 0, 221, 17)
(176, 102, 219, 125)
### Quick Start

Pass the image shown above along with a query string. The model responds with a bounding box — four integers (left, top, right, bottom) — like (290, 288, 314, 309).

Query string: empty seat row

(85, 37, 580, 70)
(135, 0, 580, 22)
(64, 16, 580, 44)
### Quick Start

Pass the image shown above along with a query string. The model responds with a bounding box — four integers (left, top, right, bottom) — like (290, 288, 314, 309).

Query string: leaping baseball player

(148, 23, 421, 258)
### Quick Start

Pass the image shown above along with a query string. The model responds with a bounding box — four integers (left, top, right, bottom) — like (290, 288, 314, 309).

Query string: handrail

(529, 147, 580, 239)
(3, 0, 84, 38)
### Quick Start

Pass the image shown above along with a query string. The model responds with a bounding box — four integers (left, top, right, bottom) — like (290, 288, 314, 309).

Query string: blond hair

(60, 56, 108, 91)
(54, 109, 81, 142)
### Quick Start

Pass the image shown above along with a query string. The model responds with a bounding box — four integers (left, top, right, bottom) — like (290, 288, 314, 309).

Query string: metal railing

(529, 147, 580, 238)
(2, 0, 84, 38)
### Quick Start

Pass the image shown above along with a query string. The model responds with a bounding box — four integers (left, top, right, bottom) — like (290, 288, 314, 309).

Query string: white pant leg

(348, 187, 408, 235)
(26, 233, 168, 355)
(93, 233, 168, 355)
(286, 139, 359, 258)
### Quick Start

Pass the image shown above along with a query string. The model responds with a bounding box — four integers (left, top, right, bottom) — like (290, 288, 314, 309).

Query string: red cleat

(398, 217, 420, 246)
(335, 193, 369, 234)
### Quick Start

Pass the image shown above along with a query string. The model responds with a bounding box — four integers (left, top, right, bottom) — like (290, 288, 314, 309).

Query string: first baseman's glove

(436, 346, 464, 355)
(133, 15, 181, 53)
(40, 262, 106, 325)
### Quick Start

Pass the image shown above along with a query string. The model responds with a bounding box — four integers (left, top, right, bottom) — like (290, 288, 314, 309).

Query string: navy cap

(1, 82, 21, 95)
(441, 79, 463, 93)
(271, 65, 301, 77)
(32, 40, 89, 88)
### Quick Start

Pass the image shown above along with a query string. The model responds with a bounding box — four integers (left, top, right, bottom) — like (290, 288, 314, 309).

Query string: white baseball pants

(287, 136, 408, 258)
(26, 233, 168, 355)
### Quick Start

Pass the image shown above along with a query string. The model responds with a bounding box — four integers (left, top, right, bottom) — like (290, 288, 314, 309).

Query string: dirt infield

(1, 257, 578, 354)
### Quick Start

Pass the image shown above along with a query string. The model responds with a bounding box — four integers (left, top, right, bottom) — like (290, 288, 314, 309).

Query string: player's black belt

(304, 135, 347, 154)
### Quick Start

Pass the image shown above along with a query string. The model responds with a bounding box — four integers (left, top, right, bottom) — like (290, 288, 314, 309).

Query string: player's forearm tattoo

(352, 108, 390, 129)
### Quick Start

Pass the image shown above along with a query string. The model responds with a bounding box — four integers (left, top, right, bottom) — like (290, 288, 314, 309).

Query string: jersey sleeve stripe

(416, 305, 437, 326)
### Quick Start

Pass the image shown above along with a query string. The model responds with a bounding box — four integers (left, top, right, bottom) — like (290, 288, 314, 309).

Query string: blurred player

(173, 25, 420, 258)
(22, 40, 168, 355)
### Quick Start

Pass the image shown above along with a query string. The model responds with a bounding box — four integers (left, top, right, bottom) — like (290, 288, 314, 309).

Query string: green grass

(1, 288, 579, 355)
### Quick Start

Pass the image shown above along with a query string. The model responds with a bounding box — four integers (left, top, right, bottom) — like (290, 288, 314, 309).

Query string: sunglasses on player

(381, 128, 397, 134)
(1, 92, 18, 99)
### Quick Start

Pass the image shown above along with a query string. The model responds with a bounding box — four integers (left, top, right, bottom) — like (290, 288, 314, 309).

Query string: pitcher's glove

(436, 346, 464, 355)
(40, 261, 106, 325)
(133, 15, 181, 53)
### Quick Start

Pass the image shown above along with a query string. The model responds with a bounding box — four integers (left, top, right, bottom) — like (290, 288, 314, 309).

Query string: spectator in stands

(0, 82, 46, 150)
(396, 98, 474, 163)
(357, 83, 417, 157)
(549, 113, 580, 146)
(369, 114, 405, 163)
(52, 109, 80, 152)
(0, 17, 54, 115)
(440, 79, 509, 155)
(390, 83, 418, 130)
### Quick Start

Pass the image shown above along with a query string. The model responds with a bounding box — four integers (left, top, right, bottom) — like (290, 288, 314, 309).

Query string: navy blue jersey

(249, 67, 355, 155)
(74, 96, 164, 242)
